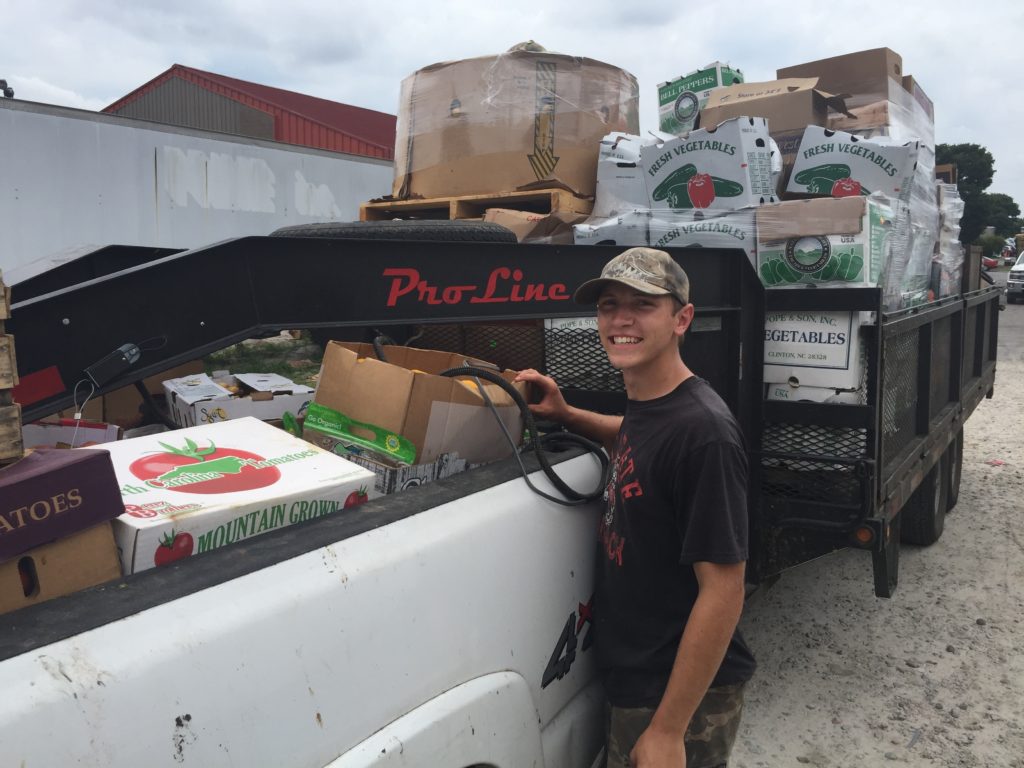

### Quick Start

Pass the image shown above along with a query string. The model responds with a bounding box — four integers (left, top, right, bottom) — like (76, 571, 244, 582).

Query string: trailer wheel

(269, 220, 519, 243)
(900, 454, 950, 546)
(946, 429, 964, 511)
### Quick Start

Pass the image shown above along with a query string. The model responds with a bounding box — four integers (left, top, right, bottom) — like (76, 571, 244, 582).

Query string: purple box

(0, 448, 125, 563)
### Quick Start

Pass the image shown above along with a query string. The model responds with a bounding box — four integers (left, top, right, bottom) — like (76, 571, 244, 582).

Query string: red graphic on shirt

(599, 435, 644, 567)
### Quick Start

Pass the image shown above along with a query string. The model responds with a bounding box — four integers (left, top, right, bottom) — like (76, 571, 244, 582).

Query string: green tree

(936, 143, 995, 243)
(982, 192, 1022, 237)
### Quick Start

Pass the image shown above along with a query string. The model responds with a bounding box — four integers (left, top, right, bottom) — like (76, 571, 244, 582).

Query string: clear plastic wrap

(392, 43, 639, 200)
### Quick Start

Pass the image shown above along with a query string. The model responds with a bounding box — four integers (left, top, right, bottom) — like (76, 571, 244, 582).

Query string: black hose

(372, 332, 396, 362)
(439, 365, 609, 504)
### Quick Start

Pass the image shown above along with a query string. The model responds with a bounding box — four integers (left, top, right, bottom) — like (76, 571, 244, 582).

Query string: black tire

(270, 219, 518, 243)
(900, 454, 950, 546)
(946, 430, 964, 511)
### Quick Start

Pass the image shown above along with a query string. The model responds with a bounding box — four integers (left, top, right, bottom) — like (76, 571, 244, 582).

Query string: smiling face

(596, 284, 694, 380)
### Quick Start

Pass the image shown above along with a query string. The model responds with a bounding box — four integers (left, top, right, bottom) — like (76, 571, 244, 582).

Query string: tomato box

(162, 372, 314, 427)
(103, 417, 375, 574)
(785, 125, 919, 202)
(640, 117, 778, 213)
(0, 522, 122, 616)
(0, 447, 125, 563)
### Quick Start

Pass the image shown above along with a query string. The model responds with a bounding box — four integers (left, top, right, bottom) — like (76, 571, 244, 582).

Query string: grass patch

(203, 332, 324, 388)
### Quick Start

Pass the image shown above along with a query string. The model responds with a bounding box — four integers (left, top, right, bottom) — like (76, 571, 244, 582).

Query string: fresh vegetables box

(105, 417, 375, 574)
(640, 117, 778, 213)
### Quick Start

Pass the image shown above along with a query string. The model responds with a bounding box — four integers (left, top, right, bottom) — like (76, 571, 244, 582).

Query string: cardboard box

(766, 382, 863, 404)
(163, 372, 314, 427)
(592, 132, 648, 218)
(574, 213, 649, 247)
(105, 417, 375, 574)
(648, 209, 756, 266)
(0, 522, 122, 615)
(756, 197, 893, 287)
(658, 61, 744, 135)
(0, 447, 125, 563)
(308, 342, 526, 466)
(482, 208, 588, 245)
(786, 126, 919, 201)
(392, 49, 639, 199)
(641, 117, 778, 212)
(763, 310, 863, 389)
(901, 75, 934, 121)
(22, 418, 122, 449)
(777, 48, 903, 109)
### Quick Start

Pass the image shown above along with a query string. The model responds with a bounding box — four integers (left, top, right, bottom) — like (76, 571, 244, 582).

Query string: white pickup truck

(1, 224, 1001, 765)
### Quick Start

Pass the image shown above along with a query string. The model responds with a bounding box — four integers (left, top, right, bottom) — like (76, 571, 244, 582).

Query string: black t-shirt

(595, 376, 757, 707)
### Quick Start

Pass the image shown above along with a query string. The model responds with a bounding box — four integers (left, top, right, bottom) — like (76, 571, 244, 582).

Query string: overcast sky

(4, 0, 1023, 212)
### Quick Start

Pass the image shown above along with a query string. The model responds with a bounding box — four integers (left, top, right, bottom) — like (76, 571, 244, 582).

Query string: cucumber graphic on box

(651, 164, 744, 210)
(792, 164, 871, 197)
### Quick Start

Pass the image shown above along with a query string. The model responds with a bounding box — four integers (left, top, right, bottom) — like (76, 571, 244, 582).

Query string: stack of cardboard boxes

(575, 47, 955, 404)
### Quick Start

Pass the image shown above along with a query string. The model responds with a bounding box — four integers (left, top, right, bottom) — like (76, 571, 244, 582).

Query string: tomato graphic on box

(831, 178, 863, 198)
(344, 487, 369, 508)
(129, 438, 281, 494)
(687, 173, 716, 208)
(154, 530, 194, 567)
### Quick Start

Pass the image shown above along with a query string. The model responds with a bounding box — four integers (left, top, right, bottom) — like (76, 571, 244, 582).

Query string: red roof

(104, 64, 395, 159)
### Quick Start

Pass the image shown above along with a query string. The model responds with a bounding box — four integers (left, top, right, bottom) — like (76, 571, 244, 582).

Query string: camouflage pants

(604, 683, 745, 768)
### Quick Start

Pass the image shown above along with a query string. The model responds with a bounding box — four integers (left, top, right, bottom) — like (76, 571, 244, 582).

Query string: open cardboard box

(306, 342, 526, 467)
(162, 372, 314, 427)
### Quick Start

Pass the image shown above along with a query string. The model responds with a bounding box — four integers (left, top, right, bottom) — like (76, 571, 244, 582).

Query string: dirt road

(731, 300, 1024, 767)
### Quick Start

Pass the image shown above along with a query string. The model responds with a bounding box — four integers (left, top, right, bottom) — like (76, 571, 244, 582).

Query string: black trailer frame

(7, 237, 1000, 596)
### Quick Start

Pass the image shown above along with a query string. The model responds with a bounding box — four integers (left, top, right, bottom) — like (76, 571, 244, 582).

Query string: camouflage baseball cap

(573, 247, 690, 306)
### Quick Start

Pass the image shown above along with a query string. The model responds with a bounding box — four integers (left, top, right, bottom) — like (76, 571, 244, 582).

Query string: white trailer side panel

(1, 99, 393, 273)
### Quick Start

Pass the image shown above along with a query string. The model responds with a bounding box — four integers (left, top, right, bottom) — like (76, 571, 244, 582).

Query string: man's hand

(514, 369, 571, 423)
(629, 723, 686, 768)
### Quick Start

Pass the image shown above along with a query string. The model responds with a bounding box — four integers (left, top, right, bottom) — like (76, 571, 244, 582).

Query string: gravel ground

(731, 299, 1024, 768)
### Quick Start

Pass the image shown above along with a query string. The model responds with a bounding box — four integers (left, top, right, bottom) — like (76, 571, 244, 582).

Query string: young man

(515, 247, 755, 768)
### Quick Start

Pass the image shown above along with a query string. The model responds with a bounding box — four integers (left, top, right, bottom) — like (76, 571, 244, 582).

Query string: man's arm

(513, 369, 622, 450)
(630, 560, 746, 768)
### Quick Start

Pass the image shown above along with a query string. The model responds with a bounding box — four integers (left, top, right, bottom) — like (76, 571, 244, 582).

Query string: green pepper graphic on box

(651, 164, 744, 210)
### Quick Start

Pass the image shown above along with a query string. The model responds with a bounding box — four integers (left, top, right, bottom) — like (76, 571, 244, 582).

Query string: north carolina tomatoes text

(383, 267, 571, 307)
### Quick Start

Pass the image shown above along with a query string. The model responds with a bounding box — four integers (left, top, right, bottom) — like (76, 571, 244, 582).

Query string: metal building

(103, 64, 395, 160)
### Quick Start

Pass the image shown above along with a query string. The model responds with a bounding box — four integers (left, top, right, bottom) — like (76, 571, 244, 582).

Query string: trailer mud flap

(869, 512, 900, 598)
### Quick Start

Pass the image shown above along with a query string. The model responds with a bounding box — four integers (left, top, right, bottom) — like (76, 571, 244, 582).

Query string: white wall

(1, 100, 393, 274)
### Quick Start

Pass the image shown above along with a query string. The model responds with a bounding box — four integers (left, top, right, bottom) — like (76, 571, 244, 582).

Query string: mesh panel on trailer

(761, 422, 868, 504)
(881, 330, 918, 468)
(410, 323, 546, 372)
(929, 315, 953, 421)
(544, 328, 624, 392)
(963, 303, 978, 380)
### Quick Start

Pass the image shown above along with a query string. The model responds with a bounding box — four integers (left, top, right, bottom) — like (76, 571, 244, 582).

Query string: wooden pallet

(360, 187, 593, 222)
(0, 275, 23, 466)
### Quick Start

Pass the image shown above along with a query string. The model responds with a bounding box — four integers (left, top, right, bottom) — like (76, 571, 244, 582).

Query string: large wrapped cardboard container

(658, 61, 744, 135)
(392, 45, 639, 200)
(306, 342, 526, 466)
(0, 447, 124, 563)
(105, 417, 375, 574)
(0, 522, 121, 615)
(649, 209, 757, 265)
(756, 196, 895, 289)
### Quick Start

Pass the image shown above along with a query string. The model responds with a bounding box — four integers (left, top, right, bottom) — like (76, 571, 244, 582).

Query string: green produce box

(658, 62, 744, 135)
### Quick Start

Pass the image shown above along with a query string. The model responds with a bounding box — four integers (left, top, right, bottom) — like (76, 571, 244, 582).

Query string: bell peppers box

(0, 522, 122, 616)
(640, 117, 778, 213)
(786, 126, 919, 202)
(305, 342, 525, 467)
(763, 310, 863, 390)
(104, 417, 375, 574)
(756, 196, 893, 287)
(658, 61, 744, 136)
(0, 447, 125, 564)
(163, 372, 314, 427)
